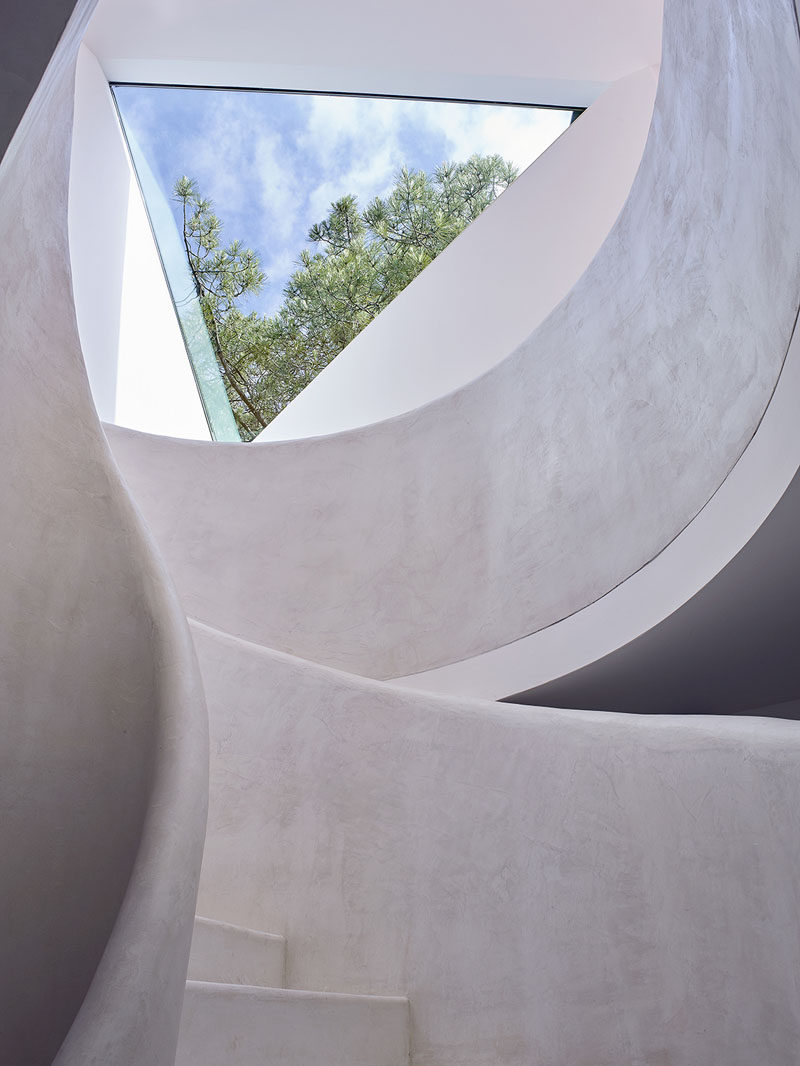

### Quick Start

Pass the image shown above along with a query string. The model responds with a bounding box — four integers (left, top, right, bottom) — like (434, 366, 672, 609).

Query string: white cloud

(179, 94, 256, 214)
(252, 131, 300, 245)
(258, 249, 300, 313)
(294, 95, 570, 227)
(416, 100, 571, 173)
(297, 96, 414, 217)
(304, 139, 400, 222)
(116, 90, 158, 139)
(118, 86, 573, 320)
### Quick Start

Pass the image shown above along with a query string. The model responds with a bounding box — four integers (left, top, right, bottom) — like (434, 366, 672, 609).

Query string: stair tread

(186, 979, 407, 1004)
(177, 979, 410, 1066)
(188, 916, 286, 988)
(194, 915, 285, 942)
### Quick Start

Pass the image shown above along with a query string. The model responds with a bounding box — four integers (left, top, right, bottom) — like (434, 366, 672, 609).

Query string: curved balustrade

(256, 63, 658, 441)
(0, 4, 208, 1063)
(192, 619, 800, 1066)
(108, 0, 800, 683)
(2, 1, 800, 1064)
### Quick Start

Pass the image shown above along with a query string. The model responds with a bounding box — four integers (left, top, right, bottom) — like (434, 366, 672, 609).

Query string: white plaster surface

(107, 0, 800, 681)
(189, 917, 286, 988)
(398, 272, 800, 699)
(192, 620, 800, 1066)
(177, 983, 410, 1066)
(68, 43, 129, 421)
(0, 4, 208, 1063)
(85, 0, 662, 107)
(69, 44, 212, 440)
(260, 64, 658, 440)
(113, 165, 212, 439)
(6, 2, 800, 1065)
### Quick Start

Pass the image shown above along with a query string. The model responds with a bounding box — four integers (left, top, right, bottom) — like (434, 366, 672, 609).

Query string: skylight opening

(112, 85, 577, 441)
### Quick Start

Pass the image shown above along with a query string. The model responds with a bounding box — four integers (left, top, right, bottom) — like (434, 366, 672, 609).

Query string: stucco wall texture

(193, 621, 800, 1066)
(109, 0, 800, 680)
(3, 0, 800, 1063)
(0, 4, 207, 1064)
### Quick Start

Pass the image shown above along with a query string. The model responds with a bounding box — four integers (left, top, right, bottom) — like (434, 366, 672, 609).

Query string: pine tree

(174, 155, 518, 440)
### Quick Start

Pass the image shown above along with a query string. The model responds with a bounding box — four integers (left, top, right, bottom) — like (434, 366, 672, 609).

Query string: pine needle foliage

(174, 155, 517, 440)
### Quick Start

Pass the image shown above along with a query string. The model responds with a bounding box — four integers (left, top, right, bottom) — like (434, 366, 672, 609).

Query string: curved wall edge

(258, 63, 659, 441)
(0, 3, 209, 1063)
(69, 44, 212, 440)
(106, 0, 800, 683)
(191, 616, 800, 1066)
(84, 0, 662, 108)
(53, 532, 209, 1066)
(397, 300, 800, 701)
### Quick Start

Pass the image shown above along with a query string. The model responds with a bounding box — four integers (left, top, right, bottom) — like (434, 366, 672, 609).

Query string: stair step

(177, 982, 410, 1066)
(188, 917, 286, 988)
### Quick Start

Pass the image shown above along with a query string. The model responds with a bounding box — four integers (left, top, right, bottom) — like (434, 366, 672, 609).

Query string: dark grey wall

(0, 5, 207, 1065)
(0, 0, 79, 160)
(508, 463, 800, 716)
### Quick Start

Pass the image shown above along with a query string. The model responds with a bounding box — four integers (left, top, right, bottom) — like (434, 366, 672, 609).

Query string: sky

(114, 86, 572, 317)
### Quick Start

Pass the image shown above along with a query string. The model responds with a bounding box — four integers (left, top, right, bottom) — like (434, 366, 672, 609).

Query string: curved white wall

(6, 1, 800, 1064)
(259, 64, 659, 440)
(7, 1, 800, 1065)
(398, 300, 800, 700)
(70, 44, 211, 439)
(107, 0, 800, 683)
(85, 0, 662, 107)
(193, 620, 800, 1066)
(0, 6, 208, 1063)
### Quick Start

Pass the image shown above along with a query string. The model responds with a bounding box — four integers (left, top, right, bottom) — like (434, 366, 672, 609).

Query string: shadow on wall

(509, 460, 800, 717)
(0, 3, 207, 1065)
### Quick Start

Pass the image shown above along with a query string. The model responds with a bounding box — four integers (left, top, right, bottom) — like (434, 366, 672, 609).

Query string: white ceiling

(85, 0, 662, 107)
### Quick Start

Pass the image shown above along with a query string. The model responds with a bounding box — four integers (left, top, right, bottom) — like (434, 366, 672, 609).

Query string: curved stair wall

(0, 4, 208, 1064)
(179, 915, 410, 1066)
(397, 295, 800, 704)
(192, 619, 800, 1066)
(3, 0, 799, 1062)
(257, 61, 659, 441)
(107, 0, 800, 682)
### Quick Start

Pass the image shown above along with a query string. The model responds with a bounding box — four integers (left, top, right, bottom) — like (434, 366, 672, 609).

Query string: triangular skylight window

(113, 86, 576, 440)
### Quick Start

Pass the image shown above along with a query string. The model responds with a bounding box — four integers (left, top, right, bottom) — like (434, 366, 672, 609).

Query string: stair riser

(177, 983, 410, 1066)
(189, 918, 286, 987)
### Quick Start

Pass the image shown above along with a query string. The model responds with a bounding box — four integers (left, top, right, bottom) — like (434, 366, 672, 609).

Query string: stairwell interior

(3, 1, 800, 1065)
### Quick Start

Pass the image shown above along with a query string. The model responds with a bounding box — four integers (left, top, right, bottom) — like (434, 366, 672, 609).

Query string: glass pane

(116, 121, 241, 441)
(113, 86, 573, 441)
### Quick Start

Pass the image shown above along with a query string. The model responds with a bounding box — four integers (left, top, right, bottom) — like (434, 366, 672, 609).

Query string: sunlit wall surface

(113, 86, 574, 440)
(120, 123, 241, 440)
